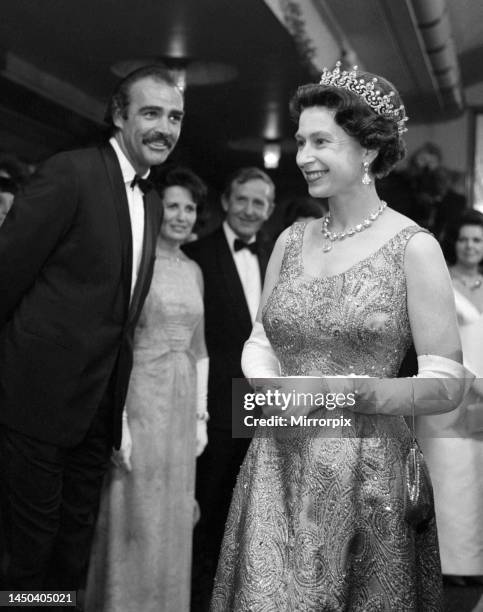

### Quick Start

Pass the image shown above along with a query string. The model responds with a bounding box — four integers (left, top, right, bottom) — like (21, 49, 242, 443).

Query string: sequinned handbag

(404, 391, 435, 529)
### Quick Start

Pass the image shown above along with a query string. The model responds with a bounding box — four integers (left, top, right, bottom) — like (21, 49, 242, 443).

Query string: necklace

(320, 201, 387, 253)
(156, 249, 183, 264)
(453, 272, 483, 291)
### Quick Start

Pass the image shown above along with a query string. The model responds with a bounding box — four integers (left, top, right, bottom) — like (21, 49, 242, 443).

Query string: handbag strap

(411, 378, 416, 445)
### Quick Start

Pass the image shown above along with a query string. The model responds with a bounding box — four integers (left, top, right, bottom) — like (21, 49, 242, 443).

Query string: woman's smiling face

(160, 185, 197, 246)
(455, 224, 483, 268)
(295, 106, 368, 199)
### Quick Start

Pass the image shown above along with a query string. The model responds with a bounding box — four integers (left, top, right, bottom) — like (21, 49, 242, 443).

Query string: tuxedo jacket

(183, 227, 271, 432)
(0, 145, 162, 447)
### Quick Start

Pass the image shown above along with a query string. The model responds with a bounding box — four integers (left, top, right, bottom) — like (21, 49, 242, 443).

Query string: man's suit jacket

(0, 145, 162, 447)
(183, 227, 271, 432)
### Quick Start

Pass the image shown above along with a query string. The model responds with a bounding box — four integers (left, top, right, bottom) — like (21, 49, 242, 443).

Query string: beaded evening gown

(85, 251, 205, 612)
(211, 222, 443, 611)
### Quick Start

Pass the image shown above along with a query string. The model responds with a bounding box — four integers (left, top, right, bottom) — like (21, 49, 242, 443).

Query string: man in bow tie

(183, 167, 275, 610)
(0, 65, 183, 594)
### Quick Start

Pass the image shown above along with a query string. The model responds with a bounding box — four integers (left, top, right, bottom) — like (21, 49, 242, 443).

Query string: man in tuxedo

(183, 167, 275, 610)
(0, 65, 184, 593)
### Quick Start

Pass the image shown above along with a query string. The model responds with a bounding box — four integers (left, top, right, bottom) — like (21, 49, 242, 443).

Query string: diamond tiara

(319, 61, 409, 135)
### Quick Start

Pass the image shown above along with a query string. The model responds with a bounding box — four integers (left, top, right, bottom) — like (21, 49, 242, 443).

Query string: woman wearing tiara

(210, 64, 471, 611)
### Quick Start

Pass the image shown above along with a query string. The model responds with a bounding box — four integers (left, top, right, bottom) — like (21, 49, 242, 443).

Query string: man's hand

(112, 414, 132, 472)
(196, 420, 208, 457)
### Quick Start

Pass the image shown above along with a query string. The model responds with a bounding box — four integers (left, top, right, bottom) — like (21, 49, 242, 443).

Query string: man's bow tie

(130, 174, 153, 195)
(234, 238, 258, 254)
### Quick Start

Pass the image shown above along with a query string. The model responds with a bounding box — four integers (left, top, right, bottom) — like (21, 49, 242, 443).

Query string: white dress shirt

(109, 137, 147, 301)
(223, 221, 262, 323)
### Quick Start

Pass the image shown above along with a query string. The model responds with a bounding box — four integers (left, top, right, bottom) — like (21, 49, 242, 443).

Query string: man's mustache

(142, 133, 175, 148)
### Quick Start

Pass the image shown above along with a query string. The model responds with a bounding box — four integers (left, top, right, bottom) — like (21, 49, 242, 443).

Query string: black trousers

(191, 428, 250, 612)
(0, 393, 113, 593)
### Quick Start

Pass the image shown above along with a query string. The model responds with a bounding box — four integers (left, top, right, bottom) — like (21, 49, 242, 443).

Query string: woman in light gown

(417, 209, 483, 585)
(85, 167, 209, 612)
(210, 65, 471, 611)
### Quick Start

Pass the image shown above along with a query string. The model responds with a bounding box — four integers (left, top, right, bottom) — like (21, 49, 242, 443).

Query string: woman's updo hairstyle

(289, 70, 407, 177)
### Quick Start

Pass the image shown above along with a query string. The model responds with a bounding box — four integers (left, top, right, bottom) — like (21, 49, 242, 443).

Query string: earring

(362, 160, 372, 185)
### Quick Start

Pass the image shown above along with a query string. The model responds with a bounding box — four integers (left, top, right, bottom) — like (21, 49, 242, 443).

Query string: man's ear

(221, 195, 229, 213)
(112, 103, 124, 130)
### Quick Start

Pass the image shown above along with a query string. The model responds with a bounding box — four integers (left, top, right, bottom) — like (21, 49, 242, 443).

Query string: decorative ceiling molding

(263, 0, 343, 77)
(0, 52, 105, 125)
(265, 0, 465, 121)
(406, 0, 464, 111)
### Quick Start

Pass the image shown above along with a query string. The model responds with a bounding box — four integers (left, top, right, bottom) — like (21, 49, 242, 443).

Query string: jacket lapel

(128, 189, 162, 326)
(215, 228, 253, 334)
(100, 145, 132, 316)
(257, 236, 271, 282)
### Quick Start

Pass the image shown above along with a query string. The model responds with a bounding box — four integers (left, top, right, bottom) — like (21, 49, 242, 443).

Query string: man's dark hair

(105, 65, 181, 130)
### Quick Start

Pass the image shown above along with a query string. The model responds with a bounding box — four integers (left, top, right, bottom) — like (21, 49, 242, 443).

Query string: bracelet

(196, 411, 209, 423)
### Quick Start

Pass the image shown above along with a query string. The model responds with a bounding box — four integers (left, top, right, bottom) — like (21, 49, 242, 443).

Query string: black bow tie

(130, 174, 153, 195)
(234, 238, 258, 254)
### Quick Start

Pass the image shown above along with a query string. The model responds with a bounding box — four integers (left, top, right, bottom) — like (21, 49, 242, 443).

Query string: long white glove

(351, 354, 474, 416)
(196, 356, 209, 456)
(242, 321, 281, 381)
(240, 322, 474, 417)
